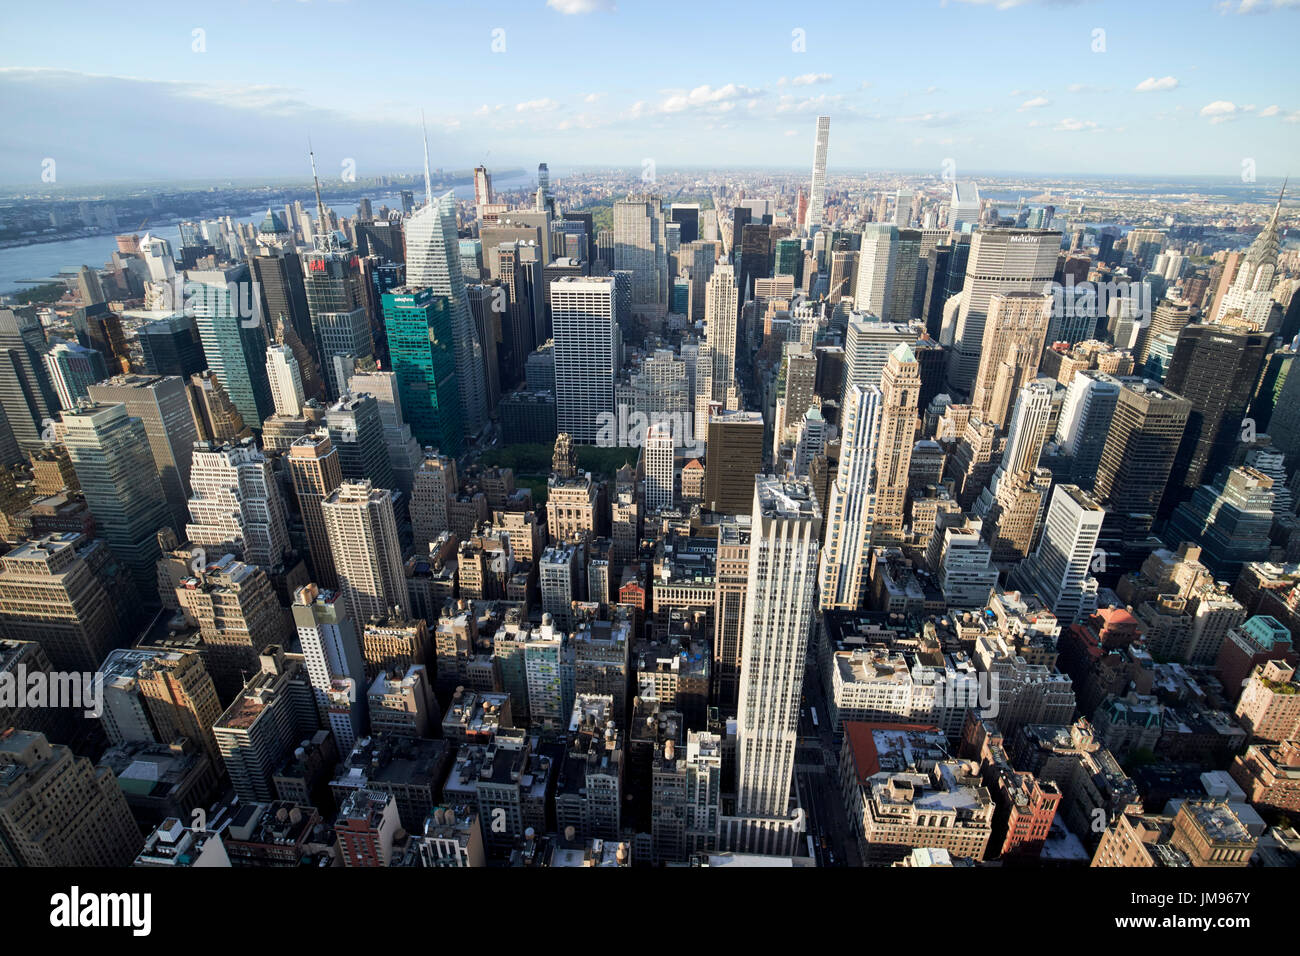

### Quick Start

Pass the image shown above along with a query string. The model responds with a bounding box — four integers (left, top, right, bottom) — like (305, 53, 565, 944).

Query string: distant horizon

(0, 164, 1292, 196)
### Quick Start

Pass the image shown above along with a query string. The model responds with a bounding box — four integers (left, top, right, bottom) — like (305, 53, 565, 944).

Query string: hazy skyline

(2, 0, 1298, 185)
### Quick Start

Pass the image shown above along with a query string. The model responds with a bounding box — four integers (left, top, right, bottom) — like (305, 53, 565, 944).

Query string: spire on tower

(421, 111, 433, 207)
(1270, 176, 1288, 225)
(308, 138, 327, 228)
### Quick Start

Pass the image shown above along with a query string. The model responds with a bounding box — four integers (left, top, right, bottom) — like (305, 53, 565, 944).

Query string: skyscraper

(266, 343, 305, 417)
(411, 452, 457, 552)
(772, 343, 817, 454)
(1093, 377, 1191, 517)
(473, 165, 494, 211)
(302, 228, 373, 399)
(491, 241, 541, 388)
(43, 341, 107, 410)
(806, 116, 830, 232)
(703, 411, 765, 515)
(87, 374, 198, 532)
(894, 189, 915, 228)
(287, 430, 343, 590)
(1162, 324, 1269, 503)
(293, 583, 368, 752)
(136, 312, 206, 379)
(1165, 467, 1275, 581)
(1054, 371, 1121, 485)
(873, 344, 921, 546)
(344, 364, 423, 499)
(843, 314, 916, 393)
(644, 421, 675, 513)
(819, 383, 882, 610)
(61, 402, 172, 598)
(947, 229, 1060, 393)
(854, 224, 898, 319)
(735, 476, 821, 833)
(325, 392, 396, 491)
(187, 370, 250, 444)
(186, 438, 290, 569)
(977, 380, 1055, 561)
(1014, 484, 1104, 624)
(249, 232, 315, 369)
(213, 649, 319, 804)
(98, 647, 223, 765)
(997, 379, 1055, 480)
(969, 291, 1054, 428)
(704, 263, 739, 404)
(382, 286, 463, 455)
(0, 309, 58, 455)
(713, 513, 751, 715)
(186, 264, 274, 428)
(175, 554, 287, 700)
(613, 196, 669, 317)
(405, 181, 487, 437)
(888, 228, 923, 323)
(0, 534, 123, 673)
(950, 180, 981, 231)
(551, 276, 619, 444)
(0, 731, 141, 867)
(1214, 184, 1285, 328)
(323, 480, 406, 626)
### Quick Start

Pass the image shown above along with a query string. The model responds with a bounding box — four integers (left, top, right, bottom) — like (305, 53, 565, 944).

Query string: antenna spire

(308, 137, 327, 231)
(421, 111, 433, 207)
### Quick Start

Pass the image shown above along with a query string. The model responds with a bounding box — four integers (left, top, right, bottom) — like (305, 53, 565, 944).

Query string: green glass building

(774, 237, 803, 286)
(382, 286, 463, 456)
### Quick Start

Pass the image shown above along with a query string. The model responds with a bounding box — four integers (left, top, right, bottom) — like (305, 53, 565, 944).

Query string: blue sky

(1, 0, 1298, 184)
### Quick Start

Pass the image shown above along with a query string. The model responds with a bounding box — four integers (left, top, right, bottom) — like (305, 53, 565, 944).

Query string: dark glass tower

(382, 287, 463, 456)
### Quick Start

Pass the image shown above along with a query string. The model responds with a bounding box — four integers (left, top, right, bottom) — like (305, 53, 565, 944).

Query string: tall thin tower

(736, 476, 821, 822)
(872, 344, 921, 547)
(819, 384, 882, 610)
(322, 480, 406, 627)
(806, 116, 830, 233)
(704, 263, 739, 405)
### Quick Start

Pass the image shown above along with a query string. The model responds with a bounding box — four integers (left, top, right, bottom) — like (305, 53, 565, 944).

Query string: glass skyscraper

(186, 264, 274, 428)
(382, 287, 463, 456)
(302, 234, 374, 399)
(405, 190, 487, 437)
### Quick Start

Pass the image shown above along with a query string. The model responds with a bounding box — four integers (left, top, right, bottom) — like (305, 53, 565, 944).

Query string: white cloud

(1055, 118, 1098, 131)
(1018, 96, 1050, 111)
(792, 73, 832, 86)
(1135, 76, 1179, 92)
(583, 92, 603, 104)
(1260, 104, 1281, 116)
(1200, 100, 1238, 122)
(515, 98, 559, 113)
(661, 83, 761, 113)
(546, 0, 615, 14)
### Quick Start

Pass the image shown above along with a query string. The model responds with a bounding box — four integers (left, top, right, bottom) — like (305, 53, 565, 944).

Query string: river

(0, 173, 533, 297)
